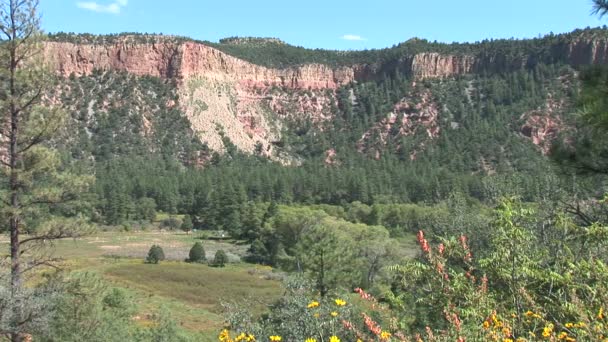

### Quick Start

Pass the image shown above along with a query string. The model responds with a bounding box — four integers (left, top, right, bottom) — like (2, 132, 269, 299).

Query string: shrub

(181, 215, 193, 234)
(187, 242, 206, 263)
(145, 245, 165, 264)
(212, 250, 228, 267)
(160, 217, 181, 230)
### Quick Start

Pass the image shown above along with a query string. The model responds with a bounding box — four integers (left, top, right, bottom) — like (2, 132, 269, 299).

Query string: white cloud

(341, 34, 366, 41)
(76, 1, 127, 14)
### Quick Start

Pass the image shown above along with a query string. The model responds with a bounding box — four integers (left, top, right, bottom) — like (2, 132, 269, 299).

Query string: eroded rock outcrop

(410, 53, 476, 79)
(358, 87, 440, 158)
(43, 41, 181, 78)
(43, 39, 357, 157)
(561, 38, 608, 66)
(44, 40, 359, 89)
(520, 97, 566, 155)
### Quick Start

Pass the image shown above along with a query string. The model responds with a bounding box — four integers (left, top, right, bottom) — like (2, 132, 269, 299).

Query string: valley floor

(1, 231, 283, 341)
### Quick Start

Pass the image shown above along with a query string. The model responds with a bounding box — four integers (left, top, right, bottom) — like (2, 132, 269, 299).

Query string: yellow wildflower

(307, 301, 320, 309)
(525, 311, 534, 317)
(330, 311, 338, 317)
(502, 327, 511, 336)
(599, 307, 605, 320)
(483, 321, 490, 329)
(246, 334, 256, 342)
(558, 332, 568, 340)
(565, 323, 574, 328)
(334, 299, 347, 306)
(269, 336, 281, 341)
(329, 336, 340, 342)
(380, 331, 392, 340)
(542, 323, 554, 337)
(235, 332, 247, 342)
(305, 339, 317, 342)
(503, 339, 514, 342)
(219, 329, 231, 342)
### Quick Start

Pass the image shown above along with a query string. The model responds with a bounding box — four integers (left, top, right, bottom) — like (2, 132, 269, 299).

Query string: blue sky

(40, 0, 606, 50)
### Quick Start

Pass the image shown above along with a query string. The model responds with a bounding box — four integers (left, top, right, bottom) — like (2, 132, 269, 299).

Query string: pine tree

(187, 242, 206, 263)
(593, 0, 608, 17)
(0, 1, 92, 340)
(146, 245, 165, 264)
(181, 215, 193, 234)
(212, 250, 228, 267)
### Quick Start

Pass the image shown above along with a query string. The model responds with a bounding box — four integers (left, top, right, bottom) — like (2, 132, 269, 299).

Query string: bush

(211, 250, 228, 267)
(187, 242, 206, 263)
(160, 217, 181, 230)
(181, 215, 193, 234)
(145, 245, 165, 264)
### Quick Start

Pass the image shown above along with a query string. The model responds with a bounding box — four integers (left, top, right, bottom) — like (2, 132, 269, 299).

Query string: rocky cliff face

(43, 40, 360, 157)
(180, 41, 363, 89)
(43, 41, 181, 79)
(44, 36, 608, 87)
(42, 35, 608, 157)
(409, 53, 476, 79)
(44, 40, 359, 88)
(357, 87, 440, 159)
(559, 38, 608, 66)
(520, 97, 567, 155)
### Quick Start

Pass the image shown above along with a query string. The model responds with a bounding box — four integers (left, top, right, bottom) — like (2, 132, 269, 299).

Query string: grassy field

(106, 262, 280, 310)
(45, 230, 248, 261)
(103, 260, 282, 338)
(0, 230, 283, 340)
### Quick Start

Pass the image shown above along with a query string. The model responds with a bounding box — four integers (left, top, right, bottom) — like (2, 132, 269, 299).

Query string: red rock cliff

(43, 41, 181, 78)
(43, 36, 608, 88)
(410, 53, 476, 79)
(43, 40, 359, 89)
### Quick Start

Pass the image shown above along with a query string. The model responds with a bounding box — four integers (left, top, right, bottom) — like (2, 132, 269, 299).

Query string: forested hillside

(45, 32, 596, 227)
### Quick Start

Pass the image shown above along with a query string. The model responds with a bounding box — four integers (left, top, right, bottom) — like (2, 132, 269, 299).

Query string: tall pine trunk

(8, 3, 22, 340)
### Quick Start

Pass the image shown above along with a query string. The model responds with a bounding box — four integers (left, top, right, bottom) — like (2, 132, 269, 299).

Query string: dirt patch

(100, 245, 121, 250)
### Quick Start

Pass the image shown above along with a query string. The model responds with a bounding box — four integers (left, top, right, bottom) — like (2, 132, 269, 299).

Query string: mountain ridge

(42, 28, 608, 161)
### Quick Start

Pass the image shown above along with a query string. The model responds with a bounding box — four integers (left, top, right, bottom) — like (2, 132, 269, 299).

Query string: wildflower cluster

(481, 311, 519, 341)
(395, 230, 493, 340)
(218, 329, 256, 342)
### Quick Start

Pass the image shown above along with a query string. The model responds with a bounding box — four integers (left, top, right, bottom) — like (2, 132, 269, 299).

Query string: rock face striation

(42, 35, 608, 157)
(43, 40, 361, 88)
(43, 35, 608, 88)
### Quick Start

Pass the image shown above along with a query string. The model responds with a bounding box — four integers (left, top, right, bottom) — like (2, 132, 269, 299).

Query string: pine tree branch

(592, 0, 608, 17)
